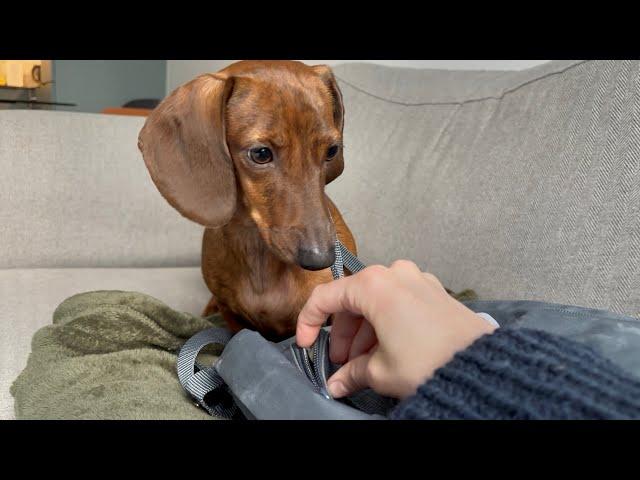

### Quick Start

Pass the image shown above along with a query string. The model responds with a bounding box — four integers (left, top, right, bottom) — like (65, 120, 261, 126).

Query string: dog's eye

(327, 145, 340, 160)
(248, 147, 273, 164)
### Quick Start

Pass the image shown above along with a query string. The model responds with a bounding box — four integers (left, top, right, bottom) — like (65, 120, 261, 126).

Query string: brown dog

(138, 60, 356, 340)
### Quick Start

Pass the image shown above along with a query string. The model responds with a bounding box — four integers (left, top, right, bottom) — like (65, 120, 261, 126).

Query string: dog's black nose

(297, 245, 335, 271)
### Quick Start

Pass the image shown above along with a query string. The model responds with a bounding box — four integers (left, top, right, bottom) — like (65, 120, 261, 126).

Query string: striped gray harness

(176, 239, 395, 419)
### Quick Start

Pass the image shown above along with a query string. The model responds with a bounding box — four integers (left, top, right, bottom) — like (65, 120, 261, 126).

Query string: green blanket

(11, 288, 477, 419)
(11, 290, 226, 420)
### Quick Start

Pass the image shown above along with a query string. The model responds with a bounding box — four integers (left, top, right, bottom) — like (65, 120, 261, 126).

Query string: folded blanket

(11, 290, 226, 420)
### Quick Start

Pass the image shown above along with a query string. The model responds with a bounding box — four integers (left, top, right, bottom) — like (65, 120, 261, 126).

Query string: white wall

(166, 60, 550, 94)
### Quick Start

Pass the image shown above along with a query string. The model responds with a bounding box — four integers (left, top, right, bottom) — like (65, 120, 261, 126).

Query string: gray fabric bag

(176, 240, 640, 420)
(179, 301, 640, 420)
(178, 301, 640, 420)
(177, 326, 396, 420)
(177, 298, 640, 420)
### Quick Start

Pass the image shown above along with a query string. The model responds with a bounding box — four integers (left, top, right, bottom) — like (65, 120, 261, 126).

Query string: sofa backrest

(0, 110, 203, 269)
(3, 60, 640, 317)
(329, 60, 640, 317)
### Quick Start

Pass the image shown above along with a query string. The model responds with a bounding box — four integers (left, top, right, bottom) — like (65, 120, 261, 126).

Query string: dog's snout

(297, 244, 335, 271)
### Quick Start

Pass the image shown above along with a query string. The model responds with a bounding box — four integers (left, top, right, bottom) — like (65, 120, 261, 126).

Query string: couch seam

(335, 60, 591, 107)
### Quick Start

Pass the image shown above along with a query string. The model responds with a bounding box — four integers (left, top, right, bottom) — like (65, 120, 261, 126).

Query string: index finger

(296, 274, 366, 348)
(296, 266, 389, 347)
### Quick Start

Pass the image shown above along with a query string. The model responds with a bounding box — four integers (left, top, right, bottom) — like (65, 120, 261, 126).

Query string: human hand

(296, 260, 496, 399)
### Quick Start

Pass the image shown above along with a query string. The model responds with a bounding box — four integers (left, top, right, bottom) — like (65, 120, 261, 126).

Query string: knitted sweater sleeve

(389, 328, 640, 420)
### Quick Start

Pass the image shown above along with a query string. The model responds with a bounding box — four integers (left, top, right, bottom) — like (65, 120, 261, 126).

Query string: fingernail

(328, 381, 347, 398)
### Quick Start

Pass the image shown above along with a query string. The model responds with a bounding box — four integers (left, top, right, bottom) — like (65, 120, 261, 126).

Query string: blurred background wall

(52, 60, 166, 112)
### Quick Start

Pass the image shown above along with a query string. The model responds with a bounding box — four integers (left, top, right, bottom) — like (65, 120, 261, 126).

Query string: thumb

(327, 352, 373, 398)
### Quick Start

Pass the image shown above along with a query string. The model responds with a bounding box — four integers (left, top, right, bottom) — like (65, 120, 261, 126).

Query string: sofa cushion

(329, 60, 640, 317)
(0, 267, 211, 419)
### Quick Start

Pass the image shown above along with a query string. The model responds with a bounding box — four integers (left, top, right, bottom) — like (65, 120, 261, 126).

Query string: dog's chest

(237, 266, 332, 321)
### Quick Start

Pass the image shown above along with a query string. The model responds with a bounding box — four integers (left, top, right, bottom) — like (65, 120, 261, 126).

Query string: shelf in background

(0, 85, 38, 90)
(101, 107, 151, 117)
(0, 99, 76, 107)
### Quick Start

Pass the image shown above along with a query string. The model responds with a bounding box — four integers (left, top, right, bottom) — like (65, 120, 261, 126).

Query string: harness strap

(330, 239, 366, 279)
(338, 241, 367, 274)
(330, 241, 344, 279)
(292, 239, 397, 415)
(176, 327, 237, 418)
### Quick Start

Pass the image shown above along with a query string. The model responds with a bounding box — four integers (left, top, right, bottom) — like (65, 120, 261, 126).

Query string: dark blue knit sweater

(390, 328, 640, 419)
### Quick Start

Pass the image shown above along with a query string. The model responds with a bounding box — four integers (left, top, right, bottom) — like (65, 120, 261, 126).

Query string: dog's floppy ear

(312, 65, 345, 185)
(138, 73, 237, 227)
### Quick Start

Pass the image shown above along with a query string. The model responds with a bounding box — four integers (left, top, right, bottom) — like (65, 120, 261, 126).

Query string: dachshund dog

(138, 60, 356, 340)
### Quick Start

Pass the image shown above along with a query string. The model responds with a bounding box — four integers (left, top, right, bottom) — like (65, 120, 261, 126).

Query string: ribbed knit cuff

(390, 328, 640, 420)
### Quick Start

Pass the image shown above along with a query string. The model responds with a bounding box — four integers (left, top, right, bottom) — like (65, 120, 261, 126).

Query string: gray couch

(2, 59, 639, 419)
